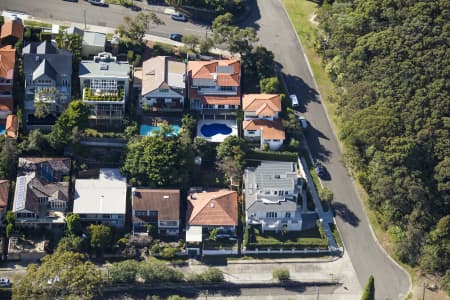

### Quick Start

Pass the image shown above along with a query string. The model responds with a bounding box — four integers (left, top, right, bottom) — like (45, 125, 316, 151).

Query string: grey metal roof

(79, 53, 130, 78)
(65, 26, 84, 36)
(23, 41, 72, 77)
(32, 59, 57, 81)
(37, 40, 57, 54)
(83, 31, 106, 47)
(244, 161, 298, 213)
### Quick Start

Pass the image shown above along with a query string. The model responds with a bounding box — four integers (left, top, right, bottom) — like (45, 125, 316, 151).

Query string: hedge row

(246, 241, 328, 250)
(247, 150, 298, 162)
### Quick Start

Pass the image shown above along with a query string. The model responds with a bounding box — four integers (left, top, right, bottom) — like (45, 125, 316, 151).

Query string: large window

(266, 212, 277, 218)
(90, 79, 117, 91)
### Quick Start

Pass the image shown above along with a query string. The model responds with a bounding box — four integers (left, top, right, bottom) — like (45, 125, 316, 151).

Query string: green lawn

(248, 227, 328, 250)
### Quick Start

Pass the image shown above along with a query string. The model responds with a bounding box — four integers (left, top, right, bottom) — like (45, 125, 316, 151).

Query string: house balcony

(195, 88, 237, 96)
(83, 87, 125, 103)
(142, 99, 183, 112)
(34, 87, 57, 103)
(199, 108, 238, 115)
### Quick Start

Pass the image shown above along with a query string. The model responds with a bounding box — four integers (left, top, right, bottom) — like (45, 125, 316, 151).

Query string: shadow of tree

(332, 202, 360, 227)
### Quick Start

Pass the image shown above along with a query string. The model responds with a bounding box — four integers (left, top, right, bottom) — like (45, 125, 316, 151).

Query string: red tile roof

(6, 115, 18, 139)
(0, 45, 16, 80)
(189, 88, 241, 106)
(187, 189, 238, 226)
(188, 60, 240, 87)
(0, 180, 9, 213)
(243, 119, 285, 140)
(0, 19, 24, 41)
(242, 94, 281, 116)
(0, 98, 13, 112)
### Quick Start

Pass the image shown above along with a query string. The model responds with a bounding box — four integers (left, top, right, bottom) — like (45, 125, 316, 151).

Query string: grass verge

(24, 20, 52, 28)
(329, 223, 342, 247)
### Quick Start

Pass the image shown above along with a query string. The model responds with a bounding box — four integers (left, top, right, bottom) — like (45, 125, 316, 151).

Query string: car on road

(171, 13, 188, 22)
(88, 0, 108, 7)
(298, 116, 308, 129)
(314, 162, 326, 179)
(169, 33, 183, 41)
(289, 94, 299, 108)
(0, 277, 11, 288)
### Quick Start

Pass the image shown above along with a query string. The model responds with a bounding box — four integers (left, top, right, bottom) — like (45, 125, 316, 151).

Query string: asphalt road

(0, 0, 410, 299)
(247, 1, 410, 299)
(0, 0, 211, 39)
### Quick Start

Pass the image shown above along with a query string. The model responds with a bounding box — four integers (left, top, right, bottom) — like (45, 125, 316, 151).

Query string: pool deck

(197, 119, 238, 142)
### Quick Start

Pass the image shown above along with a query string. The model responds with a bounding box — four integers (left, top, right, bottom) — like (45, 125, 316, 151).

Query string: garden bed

(203, 238, 238, 250)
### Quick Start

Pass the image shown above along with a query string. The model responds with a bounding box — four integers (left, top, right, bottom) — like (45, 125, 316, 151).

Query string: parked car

(314, 162, 326, 179)
(88, 0, 108, 7)
(289, 94, 299, 108)
(169, 33, 183, 41)
(0, 277, 11, 288)
(298, 116, 308, 129)
(171, 13, 188, 22)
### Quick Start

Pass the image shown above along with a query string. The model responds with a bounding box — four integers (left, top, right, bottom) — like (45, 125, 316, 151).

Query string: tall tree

(116, 12, 164, 43)
(361, 275, 375, 300)
(88, 224, 112, 257)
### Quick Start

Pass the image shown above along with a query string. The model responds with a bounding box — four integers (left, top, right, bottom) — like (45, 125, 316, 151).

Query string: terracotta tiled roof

(187, 189, 238, 226)
(132, 188, 180, 222)
(0, 20, 24, 40)
(0, 98, 13, 112)
(242, 94, 281, 115)
(189, 88, 241, 106)
(188, 59, 240, 86)
(0, 179, 9, 213)
(6, 115, 18, 139)
(0, 45, 16, 80)
(243, 119, 285, 140)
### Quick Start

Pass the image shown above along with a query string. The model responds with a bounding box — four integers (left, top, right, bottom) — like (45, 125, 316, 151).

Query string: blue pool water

(0, 124, 5, 135)
(140, 124, 180, 136)
(200, 123, 232, 137)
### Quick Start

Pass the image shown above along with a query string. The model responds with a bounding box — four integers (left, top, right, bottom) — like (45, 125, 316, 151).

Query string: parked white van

(289, 94, 299, 108)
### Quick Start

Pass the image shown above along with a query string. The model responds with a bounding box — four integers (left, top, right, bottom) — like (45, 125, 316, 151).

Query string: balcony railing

(196, 88, 237, 96)
(83, 87, 125, 102)
(34, 87, 57, 102)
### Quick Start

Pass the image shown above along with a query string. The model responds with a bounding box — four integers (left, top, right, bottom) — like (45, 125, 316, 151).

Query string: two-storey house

(132, 188, 180, 235)
(79, 52, 130, 126)
(140, 56, 185, 113)
(73, 168, 127, 227)
(244, 161, 302, 232)
(12, 157, 71, 227)
(188, 60, 240, 119)
(0, 45, 15, 120)
(242, 94, 285, 150)
(22, 41, 72, 124)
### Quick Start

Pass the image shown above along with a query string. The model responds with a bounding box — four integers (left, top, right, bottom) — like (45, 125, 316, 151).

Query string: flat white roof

(73, 168, 127, 215)
(186, 225, 203, 242)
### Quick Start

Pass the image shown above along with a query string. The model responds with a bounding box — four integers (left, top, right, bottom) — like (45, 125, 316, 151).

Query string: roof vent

(100, 63, 108, 70)
(163, 195, 169, 199)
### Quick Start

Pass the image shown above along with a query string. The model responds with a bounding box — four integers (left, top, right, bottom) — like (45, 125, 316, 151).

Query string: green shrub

(243, 225, 249, 247)
(139, 258, 184, 283)
(160, 246, 177, 259)
(6, 223, 13, 238)
(150, 243, 160, 254)
(107, 260, 139, 283)
(127, 50, 134, 64)
(189, 268, 224, 283)
(0, 16, 4, 27)
(40, 32, 52, 42)
(361, 275, 375, 300)
(272, 269, 290, 281)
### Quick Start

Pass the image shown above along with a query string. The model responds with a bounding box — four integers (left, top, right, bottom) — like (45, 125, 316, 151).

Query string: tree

(6, 223, 13, 238)
(138, 258, 184, 283)
(181, 34, 200, 52)
(24, 129, 48, 153)
(272, 269, 290, 281)
(13, 250, 105, 299)
(319, 187, 334, 203)
(260, 77, 281, 93)
(216, 136, 247, 181)
(107, 260, 139, 283)
(33, 101, 51, 119)
(66, 213, 82, 235)
(361, 275, 375, 300)
(209, 228, 218, 241)
(88, 224, 112, 257)
(0, 139, 19, 180)
(116, 12, 164, 43)
(199, 38, 214, 54)
(123, 132, 192, 187)
(6, 211, 15, 225)
(55, 31, 82, 72)
(50, 100, 90, 146)
(57, 235, 85, 253)
(212, 13, 258, 57)
(420, 215, 450, 273)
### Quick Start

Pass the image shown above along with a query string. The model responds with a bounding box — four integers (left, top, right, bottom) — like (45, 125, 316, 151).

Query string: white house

(73, 168, 127, 227)
(82, 31, 106, 58)
(79, 52, 130, 126)
(244, 161, 302, 232)
(140, 56, 185, 112)
(242, 94, 285, 150)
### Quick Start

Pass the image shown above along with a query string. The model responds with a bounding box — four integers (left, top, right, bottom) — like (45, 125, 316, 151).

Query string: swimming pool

(140, 124, 180, 136)
(0, 124, 5, 135)
(200, 123, 232, 137)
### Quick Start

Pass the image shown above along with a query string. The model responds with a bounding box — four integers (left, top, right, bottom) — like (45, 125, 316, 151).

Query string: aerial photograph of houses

(0, 1, 447, 300)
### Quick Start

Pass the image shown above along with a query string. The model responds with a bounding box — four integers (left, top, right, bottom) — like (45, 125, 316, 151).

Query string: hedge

(247, 150, 298, 162)
(246, 240, 329, 250)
